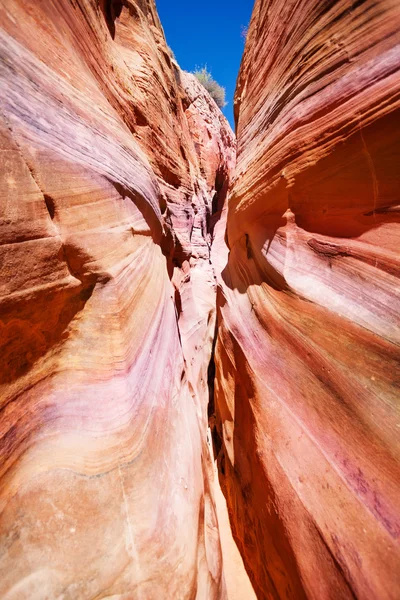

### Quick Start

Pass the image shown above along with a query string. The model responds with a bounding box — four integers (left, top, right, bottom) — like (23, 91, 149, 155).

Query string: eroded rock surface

(0, 1, 235, 597)
(2, 0, 400, 598)
(214, 1, 400, 599)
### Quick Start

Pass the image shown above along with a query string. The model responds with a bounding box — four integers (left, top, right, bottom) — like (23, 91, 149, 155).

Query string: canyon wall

(214, 0, 400, 598)
(0, 1, 236, 597)
(2, 0, 400, 598)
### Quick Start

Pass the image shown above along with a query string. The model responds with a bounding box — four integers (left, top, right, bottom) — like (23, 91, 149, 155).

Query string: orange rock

(215, 0, 400, 598)
(3, 0, 398, 597)
(0, 1, 236, 597)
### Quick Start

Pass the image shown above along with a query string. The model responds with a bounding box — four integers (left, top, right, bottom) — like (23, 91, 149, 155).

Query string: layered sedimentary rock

(0, 1, 235, 597)
(3, 0, 400, 597)
(214, 0, 400, 598)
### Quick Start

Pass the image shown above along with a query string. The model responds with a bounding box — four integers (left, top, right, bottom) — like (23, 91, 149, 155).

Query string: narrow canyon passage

(0, 1, 399, 599)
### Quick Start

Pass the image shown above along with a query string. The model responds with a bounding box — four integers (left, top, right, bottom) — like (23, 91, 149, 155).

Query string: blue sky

(155, 0, 254, 131)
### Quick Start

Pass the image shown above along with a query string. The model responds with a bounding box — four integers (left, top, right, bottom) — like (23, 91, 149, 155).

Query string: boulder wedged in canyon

(0, 1, 236, 597)
(214, 0, 400, 599)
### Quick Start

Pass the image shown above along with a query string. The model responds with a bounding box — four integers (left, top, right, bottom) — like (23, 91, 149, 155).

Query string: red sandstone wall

(215, 1, 400, 598)
(0, 1, 235, 597)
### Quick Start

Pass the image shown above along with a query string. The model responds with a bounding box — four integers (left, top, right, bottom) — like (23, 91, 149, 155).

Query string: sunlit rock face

(0, 1, 235, 597)
(215, 0, 400, 598)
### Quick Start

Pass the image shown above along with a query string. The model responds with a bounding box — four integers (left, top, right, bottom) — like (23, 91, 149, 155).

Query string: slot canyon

(0, 0, 399, 598)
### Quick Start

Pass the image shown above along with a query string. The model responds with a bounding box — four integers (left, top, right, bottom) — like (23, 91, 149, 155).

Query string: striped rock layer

(214, 0, 400, 599)
(1, 0, 400, 599)
(0, 1, 235, 598)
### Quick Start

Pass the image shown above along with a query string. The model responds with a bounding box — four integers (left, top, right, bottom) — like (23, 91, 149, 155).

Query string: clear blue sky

(155, 0, 254, 131)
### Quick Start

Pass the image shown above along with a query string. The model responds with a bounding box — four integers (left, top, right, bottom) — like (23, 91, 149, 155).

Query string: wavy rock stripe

(0, 0, 237, 598)
(215, 0, 400, 599)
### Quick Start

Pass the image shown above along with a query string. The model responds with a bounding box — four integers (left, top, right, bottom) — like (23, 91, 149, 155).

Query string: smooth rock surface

(0, 1, 236, 597)
(214, 0, 400, 598)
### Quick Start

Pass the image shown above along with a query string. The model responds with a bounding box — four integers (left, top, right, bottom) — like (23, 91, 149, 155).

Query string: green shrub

(193, 67, 227, 109)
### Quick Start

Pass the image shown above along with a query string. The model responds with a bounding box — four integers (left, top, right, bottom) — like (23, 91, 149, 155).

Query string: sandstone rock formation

(2, 0, 400, 598)
(214, 0, 400, 598)
(0, 1, 236, 597)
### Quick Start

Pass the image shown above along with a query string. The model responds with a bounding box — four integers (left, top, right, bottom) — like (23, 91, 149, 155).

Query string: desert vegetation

(193, 67, 227, 109)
